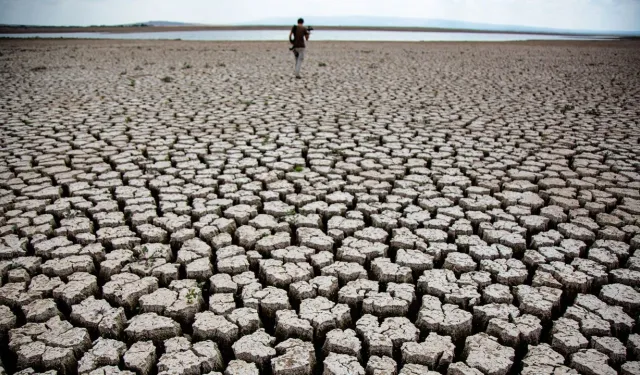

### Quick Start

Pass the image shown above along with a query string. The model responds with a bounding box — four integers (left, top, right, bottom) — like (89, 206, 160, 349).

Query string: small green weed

(186, 288, 198, 304)
(586, 108, 601, 116)
(560, 104, 575, 114)
(294, 165, 304, 172)
(63, 210, 78, 219)
(140, 246, 150, 266)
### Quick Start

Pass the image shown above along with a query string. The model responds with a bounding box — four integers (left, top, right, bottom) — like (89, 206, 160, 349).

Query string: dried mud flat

(0, 39, 639, 375)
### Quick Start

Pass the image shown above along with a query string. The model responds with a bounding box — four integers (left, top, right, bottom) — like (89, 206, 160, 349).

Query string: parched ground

(0, 38, 639, 375)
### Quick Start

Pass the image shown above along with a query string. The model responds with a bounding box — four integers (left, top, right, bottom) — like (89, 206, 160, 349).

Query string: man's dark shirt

(291, 25, 308, 48)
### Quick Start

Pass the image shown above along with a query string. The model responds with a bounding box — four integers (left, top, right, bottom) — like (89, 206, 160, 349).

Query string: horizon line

(2, 16, 640, 34)
(1, 23, 638, 35)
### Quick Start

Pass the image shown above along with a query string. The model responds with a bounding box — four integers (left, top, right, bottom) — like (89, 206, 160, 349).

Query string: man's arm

(289, 26, 295, 43)
(305, 29, 310, 41)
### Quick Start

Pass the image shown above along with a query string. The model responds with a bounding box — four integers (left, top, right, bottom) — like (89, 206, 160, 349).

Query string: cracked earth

(0, 38, 639, 375)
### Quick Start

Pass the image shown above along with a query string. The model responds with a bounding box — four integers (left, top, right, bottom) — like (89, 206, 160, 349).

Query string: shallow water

(0, 29, 606, 42)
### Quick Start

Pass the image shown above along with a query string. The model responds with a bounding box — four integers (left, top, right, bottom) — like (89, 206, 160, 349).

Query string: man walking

(289, 18, 310, 79)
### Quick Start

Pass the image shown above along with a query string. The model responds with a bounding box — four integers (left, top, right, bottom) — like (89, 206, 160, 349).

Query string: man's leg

(295, 48, 302, 76)
(295, 48, 305, 77)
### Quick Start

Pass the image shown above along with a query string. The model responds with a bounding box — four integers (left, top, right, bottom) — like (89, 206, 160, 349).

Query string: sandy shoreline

(0, 24, 619, 37)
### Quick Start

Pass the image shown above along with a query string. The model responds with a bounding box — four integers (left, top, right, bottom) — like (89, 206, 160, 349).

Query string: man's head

(297, 18, 304, 25)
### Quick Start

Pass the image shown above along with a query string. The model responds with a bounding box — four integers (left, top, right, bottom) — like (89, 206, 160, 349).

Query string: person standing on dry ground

(289, 18, 310, 79)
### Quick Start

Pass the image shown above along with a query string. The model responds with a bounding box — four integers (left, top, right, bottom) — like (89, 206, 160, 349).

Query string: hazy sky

(1, 0, 639, 31)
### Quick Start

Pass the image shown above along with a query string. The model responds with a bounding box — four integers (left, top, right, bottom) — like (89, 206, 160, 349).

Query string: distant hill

(243, 16, 639, 35)
(2, 17, 637, 36)
(142, 21, 197, 27)
(0, 20, 197, 28)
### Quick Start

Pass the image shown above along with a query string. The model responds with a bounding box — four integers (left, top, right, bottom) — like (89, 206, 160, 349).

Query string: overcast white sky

(1, 0, 639, 31)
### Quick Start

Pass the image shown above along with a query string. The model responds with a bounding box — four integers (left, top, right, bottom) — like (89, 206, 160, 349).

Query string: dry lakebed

(0, 38, 639, 375)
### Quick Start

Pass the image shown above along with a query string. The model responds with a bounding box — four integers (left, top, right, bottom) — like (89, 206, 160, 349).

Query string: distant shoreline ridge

(0, 24, 629, 37)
